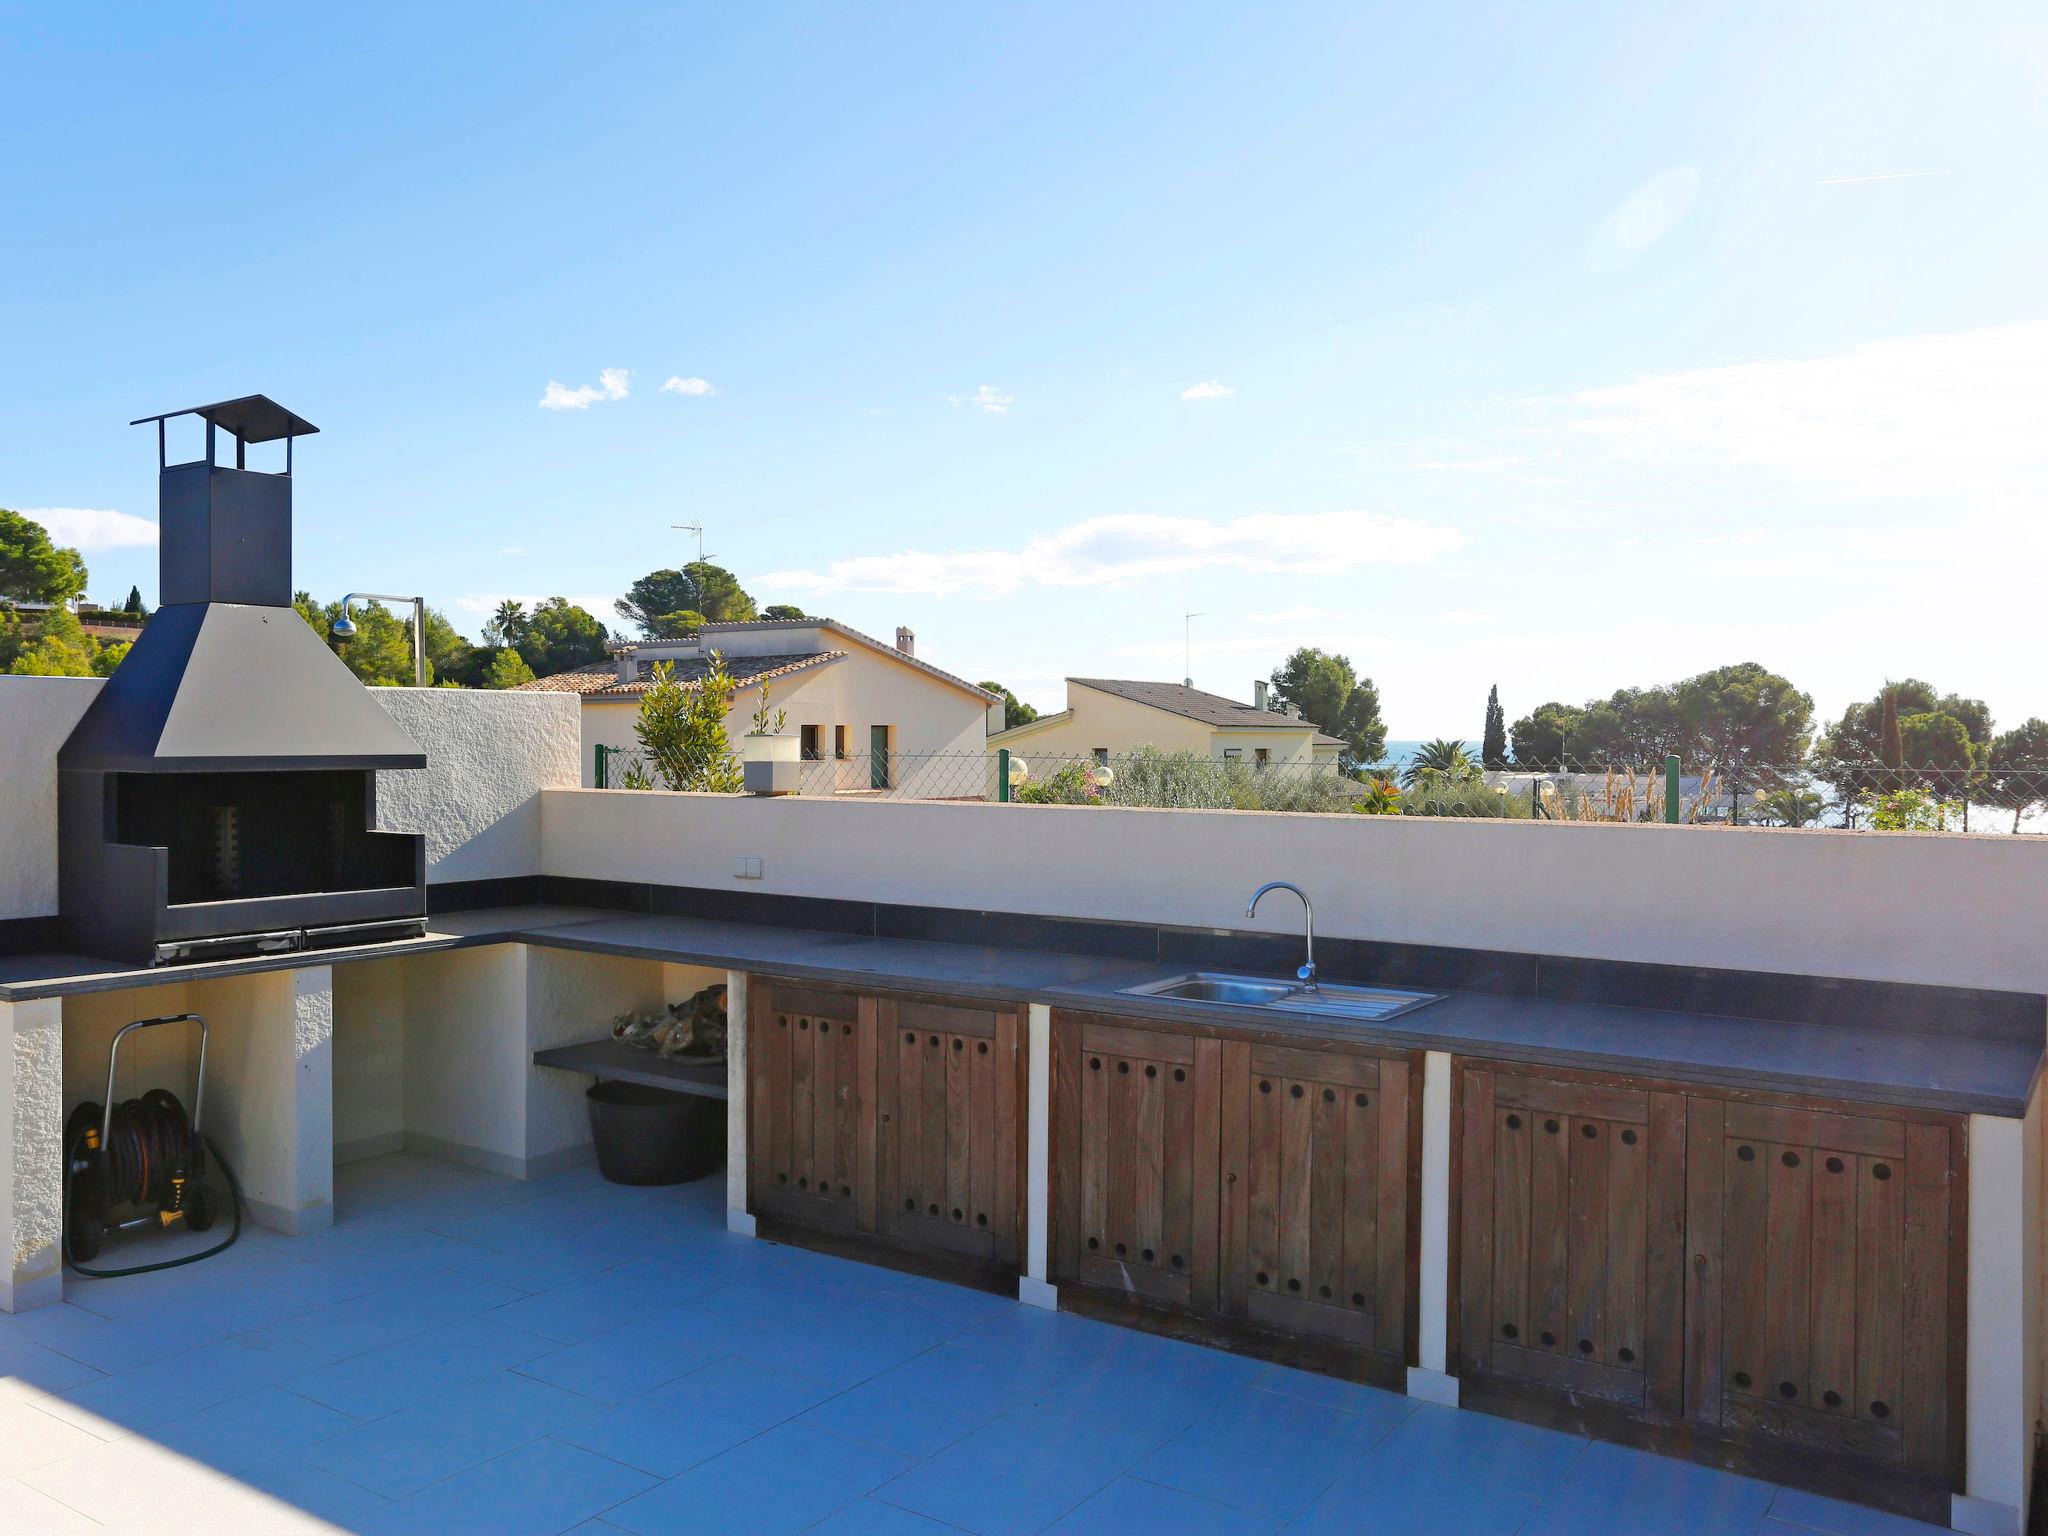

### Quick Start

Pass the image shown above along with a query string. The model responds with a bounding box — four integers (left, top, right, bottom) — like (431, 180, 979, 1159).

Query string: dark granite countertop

(5, 905, 2038, 1118)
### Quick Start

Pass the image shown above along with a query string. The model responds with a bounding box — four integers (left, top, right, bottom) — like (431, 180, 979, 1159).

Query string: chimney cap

(131, 394, 319, 445)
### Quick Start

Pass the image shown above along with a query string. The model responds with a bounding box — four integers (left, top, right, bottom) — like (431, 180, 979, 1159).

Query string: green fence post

(594, 743, 608, 789)
(1664, 754, 1680, 824)
(997, 748, 1010, 803)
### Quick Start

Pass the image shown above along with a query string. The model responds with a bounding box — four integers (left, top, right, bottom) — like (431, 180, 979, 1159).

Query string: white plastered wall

(372, 688, 581, 884)
(334, 959, 406, 1163)
(541, 789, 2048, 996)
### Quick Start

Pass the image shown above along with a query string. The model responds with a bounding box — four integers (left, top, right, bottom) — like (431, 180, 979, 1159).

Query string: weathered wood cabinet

(1455, 1062, 1963, 1515)
(748, 978, 1024, 1272)
(1052, 1010, 1417, 1376)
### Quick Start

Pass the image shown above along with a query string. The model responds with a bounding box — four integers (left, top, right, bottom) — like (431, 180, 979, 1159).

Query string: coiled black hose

(63, 1091, 241, 1278)
(99, 1090, 194, 1208)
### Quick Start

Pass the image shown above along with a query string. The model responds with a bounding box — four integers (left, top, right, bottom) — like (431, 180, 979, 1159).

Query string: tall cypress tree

(1482, 684, 1508, 768)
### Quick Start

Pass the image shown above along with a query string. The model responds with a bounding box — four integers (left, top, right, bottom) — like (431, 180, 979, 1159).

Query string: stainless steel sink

(1122, 972, 1442, 1022)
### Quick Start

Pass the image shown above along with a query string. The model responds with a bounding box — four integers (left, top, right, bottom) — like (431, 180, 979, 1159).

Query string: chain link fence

(592, 743, 2048, 832)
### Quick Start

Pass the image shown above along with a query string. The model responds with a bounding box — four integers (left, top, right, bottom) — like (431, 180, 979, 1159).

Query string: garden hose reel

(63, 1011, 243, 1278)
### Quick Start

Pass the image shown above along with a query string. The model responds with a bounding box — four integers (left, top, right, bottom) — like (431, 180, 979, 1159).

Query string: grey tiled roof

(515, 651, 842, 698)
(627, 619, 997, 704)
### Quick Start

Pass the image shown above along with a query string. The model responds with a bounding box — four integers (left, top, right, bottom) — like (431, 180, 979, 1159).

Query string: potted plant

(741, 679, 798, 796)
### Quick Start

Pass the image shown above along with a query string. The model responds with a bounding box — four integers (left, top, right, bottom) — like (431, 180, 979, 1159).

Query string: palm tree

(485, 599, 527, 647)
(1757, 787, 1825, 827)
(1402, 738, 1477, 788)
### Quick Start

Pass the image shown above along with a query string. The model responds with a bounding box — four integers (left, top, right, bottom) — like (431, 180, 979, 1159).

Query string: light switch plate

(733, 856, 763, 880)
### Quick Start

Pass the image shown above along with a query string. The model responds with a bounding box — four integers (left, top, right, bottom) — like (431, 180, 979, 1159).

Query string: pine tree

(123, 584, 145, 618)
(1482, 684, 1508, 768)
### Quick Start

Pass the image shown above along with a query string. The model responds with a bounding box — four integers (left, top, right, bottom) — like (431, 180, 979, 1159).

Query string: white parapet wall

(539, 789, 2048, 995)
(372, 688, 581, 885)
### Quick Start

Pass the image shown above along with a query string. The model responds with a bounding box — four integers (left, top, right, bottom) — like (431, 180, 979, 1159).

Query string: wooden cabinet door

(1053, 1016, 1223, 1310)
(1457, 1067, 1688, 1417)
(1223, 1042, 1412, 1355)
(1685, 1100, 1956, 1479)
(748, 982, 875, 1234)
(875, 999, 1022, 1264)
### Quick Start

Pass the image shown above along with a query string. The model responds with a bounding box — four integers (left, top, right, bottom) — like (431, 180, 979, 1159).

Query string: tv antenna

(672, 522, 714, 563)
(1184, 612, 1203, 688)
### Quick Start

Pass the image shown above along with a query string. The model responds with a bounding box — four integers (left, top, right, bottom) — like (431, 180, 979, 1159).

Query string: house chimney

(1253, 679, 1269, 711)
(895, 625, 914, 657)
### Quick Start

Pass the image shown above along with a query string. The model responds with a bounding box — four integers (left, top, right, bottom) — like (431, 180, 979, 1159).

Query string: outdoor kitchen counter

(5, 905, 2037, 1117)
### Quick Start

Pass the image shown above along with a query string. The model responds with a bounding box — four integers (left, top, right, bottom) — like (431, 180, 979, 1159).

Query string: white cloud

(1816, 170, 1954, 186)
(498, 546, 527, 557)
(951, 385, 1013, 414)
(1585, 167, 1698, 274)
(1181, 380, 1236, 401)
(661, 376, 716, 396)
(1380, 320, 2048, 520)
(1537, 319, 2048, 507)
(20, 507, 158, 550)
(760, 508, 1464, 598)
(538, 368, 630, 411)
(455, 593, 619, 622)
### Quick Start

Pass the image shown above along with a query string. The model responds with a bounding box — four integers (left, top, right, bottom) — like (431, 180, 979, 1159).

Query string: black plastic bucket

(585, 1082, 725, 1186)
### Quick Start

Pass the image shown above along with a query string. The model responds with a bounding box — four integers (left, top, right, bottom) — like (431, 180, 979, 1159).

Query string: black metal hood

(59, 396, 426, 774)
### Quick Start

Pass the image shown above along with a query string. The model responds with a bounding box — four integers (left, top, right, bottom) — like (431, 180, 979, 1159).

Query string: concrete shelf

(531, 1037, 728, 1099)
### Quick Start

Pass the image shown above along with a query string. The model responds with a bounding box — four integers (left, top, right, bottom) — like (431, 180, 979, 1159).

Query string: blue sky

(4, 2, 2043, 737)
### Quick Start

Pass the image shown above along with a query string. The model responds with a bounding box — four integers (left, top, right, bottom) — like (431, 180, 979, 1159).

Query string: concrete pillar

(1954, 1097, 2040, 1536)
(725, 970, 754, 1237)
(1407, 1049, 1458, 1406)
(1019, 1002, 1056, 1308)
(0, 997, 64, 1312)
(202, 966, 334, 1236)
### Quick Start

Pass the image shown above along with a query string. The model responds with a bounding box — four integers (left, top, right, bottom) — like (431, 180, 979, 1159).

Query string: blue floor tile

(286, 1315, 560, 1419)
(1049, 1476, 1285, 1535)
(0, 1335, 104, 1398)
(1132, 1383, 1408, 1519)
(875, 1398, 1154, 1536)
(1282, 1403, 1584, 1536)
(728, 1305, 974, 1391)
(607, 1420, 913, 1536)
(797, 1333, 1073, 1458)
(269, 1268, 527, 1356)
(300, 1368, 600, 1499)
(150, 1385, 357, 1472)
(235, 1455, 393, 1525)
(1521, 1439, 1776, 1536)
(485, 1255, 724, 1344)
(51, 1329, 337, 1432)
(515, 1306, 770, 1402)
(359, 1437, 653, 1536)
(810, 1497, 998, 1534)
(1250, 1361, 1410, 1417)
(8, 1302, 200, 1375)
(552, 1353, 836, 1477)
(1766, 1487, 1953, 1536)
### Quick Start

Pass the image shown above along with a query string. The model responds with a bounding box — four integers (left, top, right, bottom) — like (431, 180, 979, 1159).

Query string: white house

(987, 677, 1345, 768)
(518, 618, 1002, 793)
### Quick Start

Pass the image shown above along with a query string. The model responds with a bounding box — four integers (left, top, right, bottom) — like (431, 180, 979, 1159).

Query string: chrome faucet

(1246, 881, 1316, 990)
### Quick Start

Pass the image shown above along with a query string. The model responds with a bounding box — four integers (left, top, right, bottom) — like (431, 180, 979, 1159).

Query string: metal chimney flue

(57, 397, 428, 966)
